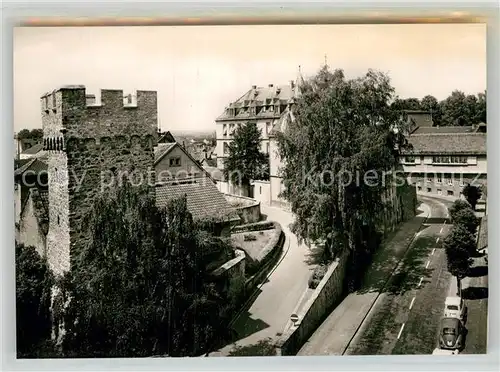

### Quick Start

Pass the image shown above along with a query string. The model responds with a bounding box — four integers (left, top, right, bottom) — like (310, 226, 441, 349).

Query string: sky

(14, 23, 486, 133)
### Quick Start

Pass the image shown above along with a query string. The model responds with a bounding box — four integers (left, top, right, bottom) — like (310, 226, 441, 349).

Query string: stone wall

(211, 249, 246, 279)
(275, 251, 349, 356)
(224, 194, 261, 224)
(42, 86, 158, 276)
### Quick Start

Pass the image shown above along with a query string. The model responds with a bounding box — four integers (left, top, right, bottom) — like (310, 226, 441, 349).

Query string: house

(400, 113, 487, 199)
(154, 141, 240, 234)
(19, 142, 46, 159)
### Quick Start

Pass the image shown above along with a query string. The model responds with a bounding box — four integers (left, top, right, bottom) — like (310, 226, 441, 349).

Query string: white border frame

(2, 1, 499, 371)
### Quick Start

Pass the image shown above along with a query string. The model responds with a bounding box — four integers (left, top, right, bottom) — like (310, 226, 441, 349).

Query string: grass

(231, 230, 275, 261)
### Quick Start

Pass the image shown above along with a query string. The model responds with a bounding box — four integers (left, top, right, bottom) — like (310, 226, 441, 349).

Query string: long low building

(401, 111, 487, 199)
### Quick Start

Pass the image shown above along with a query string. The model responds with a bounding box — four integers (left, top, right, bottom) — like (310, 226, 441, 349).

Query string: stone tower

(41, 86, 158, 275)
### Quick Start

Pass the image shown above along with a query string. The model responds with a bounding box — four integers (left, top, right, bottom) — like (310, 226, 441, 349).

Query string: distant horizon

(14, 24, 486, 132)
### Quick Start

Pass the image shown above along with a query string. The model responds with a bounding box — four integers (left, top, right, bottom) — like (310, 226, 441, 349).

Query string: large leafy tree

(59, 183, 227, 357)
(276, 65, 409, 290)
(453, 208, 480, 236)
(444, 225, 474, 295)
(16, 243, 54, 357)
(462, 184, 482, 211)
(449, 199, 472, 223)
(223, 122, 269, 193)
(16, 128, 43, 141)
(420, 95, 441, 124)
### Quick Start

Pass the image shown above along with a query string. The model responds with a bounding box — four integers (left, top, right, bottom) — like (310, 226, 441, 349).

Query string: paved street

(298, 199, 435, 356)
(212, 204, 315, 355)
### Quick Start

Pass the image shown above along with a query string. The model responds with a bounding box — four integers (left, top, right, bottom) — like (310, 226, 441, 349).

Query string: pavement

(298, 196, 458, 356)
(209, 204, 315, 356)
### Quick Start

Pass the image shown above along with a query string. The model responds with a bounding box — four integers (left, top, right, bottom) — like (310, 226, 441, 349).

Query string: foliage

(444, 224, 474, 280)
(392, 90, 486, 126)
(462, 184, 482, 210)
(453, 208, 480, 236)
(17, 128, 43, 141)
(59, 183, 227, 357)
(276, 65, 409, 290)
(15, 243, 54, 357)
(449, 199, 472, 223)
(228, 337, 276, 356)
(308, 264, 328, 289)
(223, 122, 270, 189)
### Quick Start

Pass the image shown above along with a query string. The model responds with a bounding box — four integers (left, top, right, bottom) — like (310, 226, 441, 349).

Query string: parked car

(444, 296, 467, 321)
(438, 317, 466, 350)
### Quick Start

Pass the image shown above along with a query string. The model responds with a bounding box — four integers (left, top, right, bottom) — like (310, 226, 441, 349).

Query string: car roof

(445, 296, 461, 305)
(441, 317, 460, 328)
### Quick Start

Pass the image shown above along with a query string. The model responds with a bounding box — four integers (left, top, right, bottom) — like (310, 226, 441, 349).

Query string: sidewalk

(298, 204, 430, 356)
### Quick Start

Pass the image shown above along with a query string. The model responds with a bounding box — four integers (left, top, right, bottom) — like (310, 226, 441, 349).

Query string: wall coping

(210, 249, 246, 277)
(275, 256, 342, 348)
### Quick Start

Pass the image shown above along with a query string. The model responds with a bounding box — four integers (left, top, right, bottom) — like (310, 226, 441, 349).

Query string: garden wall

(275, 251, 349, 356)
(224, 194, 261, 224)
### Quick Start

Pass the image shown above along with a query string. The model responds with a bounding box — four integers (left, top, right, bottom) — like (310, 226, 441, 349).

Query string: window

(417, 186, 422, 191)
(404, 156, 415, 163)
(426, 177, 432, 183)
(427, 187, 432, 193)
(432, 155, 467, 164)
(266, 142, 270, 154)
(169, 157, 181, 167)
(436, 175, 442, 184)
(269, 105, 274, 112)
(437, 189, 442, 195)
(447, 190, 454, 196)
(260, 186, 262, 194)
(223, 142, 229, 155)
(229, 124, 236, 135)
(266, 122, 271, 134)
(223, 124, 227, 136)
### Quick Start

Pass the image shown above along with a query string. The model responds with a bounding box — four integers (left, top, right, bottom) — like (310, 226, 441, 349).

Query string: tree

(453, 208, 480, 236)
(462, 184, 482, 211)
(439, 90, 468, 126)
(276, 65, 409, 290)
(449, 199, 472, 223)
(223, 122, 269, 194)
(475, 91, 487, 123)
(16, 128, 43, 141)
(60, 183, 226, 357)
(420, 95, 441, 125)
(16, 243, 54, 357)
(444, 225, 474, 295)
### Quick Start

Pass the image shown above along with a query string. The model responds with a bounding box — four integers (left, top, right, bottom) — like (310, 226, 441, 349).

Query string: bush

(244, 233, 257, 241)
(308, 264, 329, 289)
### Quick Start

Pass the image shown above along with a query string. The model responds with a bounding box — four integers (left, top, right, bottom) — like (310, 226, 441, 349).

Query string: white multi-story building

(214, 76, 301, 206)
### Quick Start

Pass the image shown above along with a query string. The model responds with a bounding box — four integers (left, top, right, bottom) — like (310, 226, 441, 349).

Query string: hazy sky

(14, 23, 486, 132)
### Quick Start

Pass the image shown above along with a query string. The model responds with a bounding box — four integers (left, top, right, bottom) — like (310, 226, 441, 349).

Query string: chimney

(290, 80, 295, 89)
(252, 85, 257, 89)
(86, 94, 96, 105)
(268, 84, 274, 88)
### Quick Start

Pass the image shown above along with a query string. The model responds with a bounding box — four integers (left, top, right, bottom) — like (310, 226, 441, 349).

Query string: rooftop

(156, 179, 239, 222)
(14, 158, 48, 178)
(404, 132, 486, 155)
(411, 126, 476, 134)
(21, 142, 44, 155)
(154, 142, 177, 163)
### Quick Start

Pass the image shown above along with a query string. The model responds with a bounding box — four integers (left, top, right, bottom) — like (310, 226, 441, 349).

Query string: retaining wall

(224, 194, 261, 224)
(275, 251, 349, 356)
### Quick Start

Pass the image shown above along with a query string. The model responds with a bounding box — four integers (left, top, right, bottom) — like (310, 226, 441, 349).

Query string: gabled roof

(14, 158, 31, 170)
(403, 133, 486, 155)
(21, 142, 44, 155)
(154, 142, 214, 180)
(155, 179, 239, 222)
(158, 131, 176, 144)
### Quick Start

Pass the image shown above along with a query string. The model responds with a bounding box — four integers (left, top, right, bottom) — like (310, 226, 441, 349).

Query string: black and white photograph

(12, 21, 487, 359)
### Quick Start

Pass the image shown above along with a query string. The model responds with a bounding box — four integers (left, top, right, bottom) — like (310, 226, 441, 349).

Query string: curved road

(213, 204, 315, 355)
(298, 196, 452, 356)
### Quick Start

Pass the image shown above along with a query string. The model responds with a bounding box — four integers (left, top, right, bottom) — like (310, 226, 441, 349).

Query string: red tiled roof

(156, 179, 239, 222)
(404, 133, 486, 155)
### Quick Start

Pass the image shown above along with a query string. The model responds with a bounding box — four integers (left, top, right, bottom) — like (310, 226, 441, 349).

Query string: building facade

(214, 78, 300, 205)
(401, 111, 487, 200)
